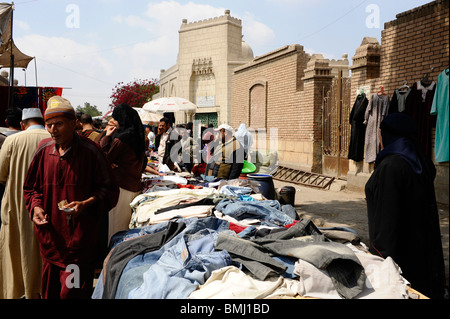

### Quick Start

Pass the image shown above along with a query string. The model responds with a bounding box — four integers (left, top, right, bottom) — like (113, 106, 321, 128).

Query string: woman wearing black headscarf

(100, 104, 147, 242)
(365, 113, 446, 299)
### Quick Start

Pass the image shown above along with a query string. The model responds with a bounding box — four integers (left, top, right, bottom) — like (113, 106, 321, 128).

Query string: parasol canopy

(133, 107, 163, 126)
(142, 97, 197, 113)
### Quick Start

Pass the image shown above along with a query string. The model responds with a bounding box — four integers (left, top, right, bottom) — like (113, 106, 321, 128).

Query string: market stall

(91, 163, 426, 299)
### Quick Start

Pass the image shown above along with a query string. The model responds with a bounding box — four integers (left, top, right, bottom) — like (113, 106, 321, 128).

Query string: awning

(0, 3, 34, 68)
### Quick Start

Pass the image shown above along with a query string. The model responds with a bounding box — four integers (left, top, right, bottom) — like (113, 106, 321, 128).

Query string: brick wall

(232, 45, 306, 135)
(380, 0, 449, 93)
(232, 45, 322, 171)
(347, 0, 449, 204)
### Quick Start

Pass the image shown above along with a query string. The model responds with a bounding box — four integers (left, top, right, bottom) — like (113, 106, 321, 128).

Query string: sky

(6, 0, 433, 114)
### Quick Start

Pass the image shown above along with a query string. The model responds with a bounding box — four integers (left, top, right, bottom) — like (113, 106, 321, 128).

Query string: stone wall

(231, 45, 348, 172)
(347, 0, 449, 204)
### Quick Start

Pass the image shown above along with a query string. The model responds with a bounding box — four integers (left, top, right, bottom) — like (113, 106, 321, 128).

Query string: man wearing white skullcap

(0, 107, 50, 299)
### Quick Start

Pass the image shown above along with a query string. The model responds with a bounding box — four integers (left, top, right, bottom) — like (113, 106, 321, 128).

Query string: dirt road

(273, 179, 449, 290)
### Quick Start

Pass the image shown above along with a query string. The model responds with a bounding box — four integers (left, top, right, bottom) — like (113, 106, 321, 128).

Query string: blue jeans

(114, 217, 230, 299)
(127, 228, 232, 299)
(216, 198, 294, 227)
(219, 185, 253, 197)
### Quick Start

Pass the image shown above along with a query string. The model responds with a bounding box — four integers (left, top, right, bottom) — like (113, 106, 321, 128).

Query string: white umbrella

(133, 107, 162, 125)
(142, 97, 197, 113)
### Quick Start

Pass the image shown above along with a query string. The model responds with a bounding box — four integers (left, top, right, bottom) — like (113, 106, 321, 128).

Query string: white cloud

(16, 34, 113, 76)
(304, 47, 339, 61)
(15, 34, 116, 111)
(240, 12, 276, 48)
(110, 1, 229, 80)
(144, 0, 225, 30)
(15, 19, 30, 31)
(111, 1, 276, 76)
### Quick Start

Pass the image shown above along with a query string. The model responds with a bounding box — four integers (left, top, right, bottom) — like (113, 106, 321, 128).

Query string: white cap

(22, 108, 43, 121)
(215, 123, 233, 132)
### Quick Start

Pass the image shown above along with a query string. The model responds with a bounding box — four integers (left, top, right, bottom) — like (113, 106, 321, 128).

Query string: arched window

(249, 82, 266, 129)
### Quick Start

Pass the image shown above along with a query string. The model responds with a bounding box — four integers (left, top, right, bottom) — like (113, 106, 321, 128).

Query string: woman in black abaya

(100, 104, 147, 243)
(365, 113, 446, 299)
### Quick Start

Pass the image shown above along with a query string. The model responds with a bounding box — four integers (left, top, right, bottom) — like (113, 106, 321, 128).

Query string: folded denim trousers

(115, 217, 230, 298)
(257, 238, 366, 299)
(216, 218, 366, 299)
(128, 228, 232, 299)
(216, 233, 287, 280)
(215, 198, 294, 227)
(101, 221, 187, 299)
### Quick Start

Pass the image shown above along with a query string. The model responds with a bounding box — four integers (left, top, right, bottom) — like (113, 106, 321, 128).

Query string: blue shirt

(430, 68, 449, 162)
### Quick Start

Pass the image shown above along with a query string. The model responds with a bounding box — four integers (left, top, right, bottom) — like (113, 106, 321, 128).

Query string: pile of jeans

(92, 181, 409, 299)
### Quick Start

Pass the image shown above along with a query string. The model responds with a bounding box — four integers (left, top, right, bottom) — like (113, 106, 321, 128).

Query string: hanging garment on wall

(430, 68, 449, 163)
(38, 87, 63, 112)
(363, 93, 390, 163)
(388, 87, 412, 113)
(348, 93, 369, 162)
(0, 86, 63, 129)
(404, 81, 436, 158)
(0, 86, 39, 110)
(13, 87, 39, 109)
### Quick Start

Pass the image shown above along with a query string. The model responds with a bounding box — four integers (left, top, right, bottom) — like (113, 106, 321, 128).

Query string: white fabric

(213, 211, 277, 231)
(188, 266, 300, 299)
(129, 187, 218, 228)
(146, 205, 214, 225)
(108, 187, 140, 242)
(234, 123, 253, 152)
(293, 244, 410, 299)
(157, 127, 172, 164)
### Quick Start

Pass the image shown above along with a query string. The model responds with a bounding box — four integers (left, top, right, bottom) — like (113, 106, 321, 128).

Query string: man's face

(46, 116, 76, 147)
(158, 121, 169, 134)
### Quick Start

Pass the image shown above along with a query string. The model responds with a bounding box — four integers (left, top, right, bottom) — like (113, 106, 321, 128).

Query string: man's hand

(32, 206, 48, 226)
(64, 196, 97, 218)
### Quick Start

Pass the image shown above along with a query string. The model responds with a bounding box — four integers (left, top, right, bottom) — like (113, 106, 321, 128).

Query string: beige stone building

(156, 10, 254, 126)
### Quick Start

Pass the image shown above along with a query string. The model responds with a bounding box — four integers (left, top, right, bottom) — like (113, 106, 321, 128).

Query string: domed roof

(241, 40, 254, 60)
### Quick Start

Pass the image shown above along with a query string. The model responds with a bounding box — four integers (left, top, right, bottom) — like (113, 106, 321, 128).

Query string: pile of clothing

(92, 175, 410, 299)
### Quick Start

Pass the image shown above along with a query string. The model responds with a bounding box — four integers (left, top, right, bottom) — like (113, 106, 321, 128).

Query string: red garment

(192, 163, 206, 176)
(23, 134, 119, 268)
(176, 183, 203, 189)
(284, 220, 300, 228)
(228, 222, 247, 234)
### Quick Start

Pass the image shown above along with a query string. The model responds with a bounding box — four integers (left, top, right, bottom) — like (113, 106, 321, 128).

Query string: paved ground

(273, 179, 449, 290)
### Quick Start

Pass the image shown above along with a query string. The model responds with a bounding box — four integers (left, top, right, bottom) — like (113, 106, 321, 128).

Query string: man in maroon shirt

(23, 96, 119, 299)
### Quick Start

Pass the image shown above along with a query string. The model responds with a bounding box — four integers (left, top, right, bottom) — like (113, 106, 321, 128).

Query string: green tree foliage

(110, 78, 160, 109)
(76, 102, 102, 117)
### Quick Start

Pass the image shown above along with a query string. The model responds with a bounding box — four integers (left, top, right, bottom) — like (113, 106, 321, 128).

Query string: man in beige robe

(0, 108, 50, 299)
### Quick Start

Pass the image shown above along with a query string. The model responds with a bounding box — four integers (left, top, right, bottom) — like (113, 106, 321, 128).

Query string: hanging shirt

(430, 68, 449, 163)
(364, 93, 390, 163)
(388, 88, 411, 113)
(404, 81, 436, 158)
